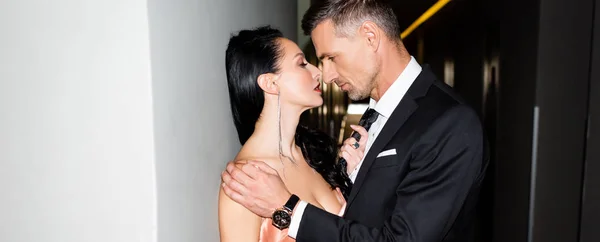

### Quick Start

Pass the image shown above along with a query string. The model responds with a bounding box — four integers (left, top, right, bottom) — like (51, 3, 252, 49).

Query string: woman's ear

(257, 73, 280, 95)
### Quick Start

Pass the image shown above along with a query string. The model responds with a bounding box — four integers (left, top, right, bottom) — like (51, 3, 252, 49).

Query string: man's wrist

(278, 192, 293, 210)
(271, 194, 300, 230)
(284, 194, 299, 210)
(287, 200, 308, 238)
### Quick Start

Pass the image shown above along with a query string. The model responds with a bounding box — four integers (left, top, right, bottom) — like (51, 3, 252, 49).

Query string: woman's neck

(252, 98, 304, 159)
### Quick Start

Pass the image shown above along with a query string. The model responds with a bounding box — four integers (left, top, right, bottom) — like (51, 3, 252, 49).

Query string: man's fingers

(229, 163, 254, 186)
(342, 150, 356, 163)
(221, 170, 232, 184)
(343, 137, 358, 147)
(222, 182, 245, 205)
(345, 137, 357, 144)
(340, 144, 351, 158)
(343, 135, 363, 150)
(342, 150, 350, 161)
(350, 125, 369, 145)
(241, 161, 264, 179)
(350, 124, 368, 136)
(225, 175, 251, 197)
(345, 147, 363, 163)
(247, 160, 278, 175)
(226, 162, 237, 173)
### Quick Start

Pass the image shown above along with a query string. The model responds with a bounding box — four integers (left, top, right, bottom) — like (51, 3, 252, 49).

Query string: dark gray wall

(406, 0, 598, 241)
(580, 1, 600, 241)
(532, 0, 595, 241)
(406, 0, 540, 241)
(492, 0, 540, 241)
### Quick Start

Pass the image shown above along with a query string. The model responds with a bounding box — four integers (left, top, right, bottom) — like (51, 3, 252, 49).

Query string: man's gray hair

(301, 0, 401, 40)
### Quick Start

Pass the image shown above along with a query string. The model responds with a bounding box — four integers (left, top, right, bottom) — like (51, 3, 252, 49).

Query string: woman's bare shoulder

(235, 145, 282, 171)
(218, 186, 262, 241)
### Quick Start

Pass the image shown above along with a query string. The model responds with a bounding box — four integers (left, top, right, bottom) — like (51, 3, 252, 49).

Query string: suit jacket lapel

(345, 98, 417, 207)
(345, 65, 437, 209)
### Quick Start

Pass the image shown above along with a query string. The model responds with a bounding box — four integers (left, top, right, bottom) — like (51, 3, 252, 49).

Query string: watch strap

(283, 194, 300, 211)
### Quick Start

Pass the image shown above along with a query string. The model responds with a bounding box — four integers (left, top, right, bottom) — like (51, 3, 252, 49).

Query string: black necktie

(355, 108, 379, 136)
(340, 108, 379, 173)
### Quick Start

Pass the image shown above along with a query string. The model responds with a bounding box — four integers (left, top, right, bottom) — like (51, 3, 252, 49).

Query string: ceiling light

(401, 0, 452, 39)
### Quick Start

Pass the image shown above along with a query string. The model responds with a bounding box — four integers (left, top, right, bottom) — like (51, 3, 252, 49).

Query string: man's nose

(322, 66, 338, 84)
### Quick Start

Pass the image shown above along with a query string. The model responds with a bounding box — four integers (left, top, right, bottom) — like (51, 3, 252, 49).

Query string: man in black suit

(221, 0, 488, 241)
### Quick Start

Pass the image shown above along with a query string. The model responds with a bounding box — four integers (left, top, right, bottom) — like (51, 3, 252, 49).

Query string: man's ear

(360, 21, 381, 52)
(257, 73, 280, 95)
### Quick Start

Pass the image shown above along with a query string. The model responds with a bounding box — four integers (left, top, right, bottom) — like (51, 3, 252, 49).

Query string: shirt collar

(369, 56, 422, 118)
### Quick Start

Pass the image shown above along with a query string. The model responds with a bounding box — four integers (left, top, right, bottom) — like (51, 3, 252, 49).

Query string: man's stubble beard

(347, 68, 378, 101)
(347, 87, 369, 101)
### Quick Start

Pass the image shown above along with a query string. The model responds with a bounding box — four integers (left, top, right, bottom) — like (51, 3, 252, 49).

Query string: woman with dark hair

(218, 26, 367, 241)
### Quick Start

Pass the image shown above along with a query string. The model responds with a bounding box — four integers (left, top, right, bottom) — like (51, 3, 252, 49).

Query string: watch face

(272, 210, 291, 229)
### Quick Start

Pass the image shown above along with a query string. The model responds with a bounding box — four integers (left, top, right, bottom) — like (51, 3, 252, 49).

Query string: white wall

(0, 0, 297, 241)
(0, 1, 157, 242)
(146, 0, 297, 241)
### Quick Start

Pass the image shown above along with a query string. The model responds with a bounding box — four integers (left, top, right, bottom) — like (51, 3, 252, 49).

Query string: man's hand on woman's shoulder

(221, 160, 292, 218)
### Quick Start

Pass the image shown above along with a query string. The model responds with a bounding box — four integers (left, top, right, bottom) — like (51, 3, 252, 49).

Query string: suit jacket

(296, 66, 489, 242)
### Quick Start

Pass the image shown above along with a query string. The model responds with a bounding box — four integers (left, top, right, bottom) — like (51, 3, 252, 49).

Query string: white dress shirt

(288, 56, 422, 239)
